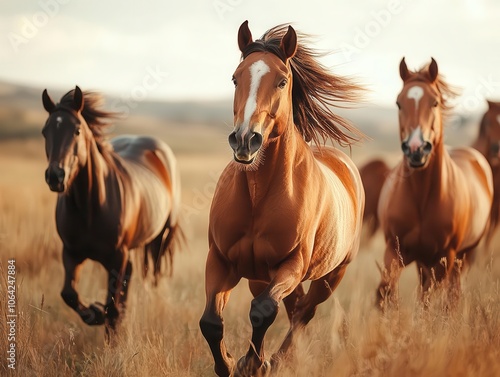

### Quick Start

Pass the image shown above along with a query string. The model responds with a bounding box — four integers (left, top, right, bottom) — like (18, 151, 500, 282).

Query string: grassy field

(1, 117, 500, 377)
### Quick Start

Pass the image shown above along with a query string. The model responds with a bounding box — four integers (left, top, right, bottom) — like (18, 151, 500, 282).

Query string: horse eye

(75, 128, 81, 136)
(232, 77, 237, 87)
(433, 100, 439, 107)
(278, 79, 288, 89)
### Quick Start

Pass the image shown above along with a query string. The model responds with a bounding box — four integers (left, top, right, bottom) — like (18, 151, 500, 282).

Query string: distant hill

(0, 80, 482, 152)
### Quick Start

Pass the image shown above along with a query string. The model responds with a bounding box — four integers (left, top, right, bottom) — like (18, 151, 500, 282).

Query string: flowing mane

(58, 89, 119, 144)
(240, 24, 365, 147)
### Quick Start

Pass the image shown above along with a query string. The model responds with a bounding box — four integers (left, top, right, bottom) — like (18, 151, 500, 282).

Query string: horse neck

(244, 119, 304, 205)
(406, 132, 449, 202)
(69, 138, 111, 211)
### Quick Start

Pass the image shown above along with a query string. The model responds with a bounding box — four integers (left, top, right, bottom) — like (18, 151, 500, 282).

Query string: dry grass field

(1, 110, 500, 377)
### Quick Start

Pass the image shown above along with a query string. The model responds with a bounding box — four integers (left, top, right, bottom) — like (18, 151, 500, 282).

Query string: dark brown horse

(376, 58, 493, 308)
(199, 22, 365, 377)
(359, 158, 391, 240)
(472, 100, 500, 242)
(42, 86, 182, 335)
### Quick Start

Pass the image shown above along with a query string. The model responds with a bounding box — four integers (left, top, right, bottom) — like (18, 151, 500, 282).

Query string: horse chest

(389, 204, 457, 259)
(56, 200, 121, 255)
(212, 197, 302, 280)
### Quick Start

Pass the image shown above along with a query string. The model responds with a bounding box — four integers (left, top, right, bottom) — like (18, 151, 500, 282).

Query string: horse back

(111, 135, 181, 245)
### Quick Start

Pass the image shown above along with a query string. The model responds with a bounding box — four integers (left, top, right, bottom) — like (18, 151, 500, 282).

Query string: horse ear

(238, 20, 253, 53)
(73, 85, 84, 113)
(42, 89, 56, 113)
(280, 25, 297, 61)
(399, 57, 410, 81)
(428, 58, 438, 83)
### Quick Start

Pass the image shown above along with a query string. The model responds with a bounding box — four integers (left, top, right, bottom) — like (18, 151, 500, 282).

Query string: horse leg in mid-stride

(420, 249, 461, 307)
(233, 256, 306, 377)
(102, 248, 133, 336)
(376, 240, 405, 310)
(199, 248, 240, 377)
(271, 264, 348, 367)
(249, 281, 306, 323)
(60, 248, 106, 325)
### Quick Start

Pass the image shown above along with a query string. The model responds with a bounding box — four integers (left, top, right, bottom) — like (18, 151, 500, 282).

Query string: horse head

(396, 57, 443, 169)
(228, 21, 297, 165)
(42, 86, 90, 192)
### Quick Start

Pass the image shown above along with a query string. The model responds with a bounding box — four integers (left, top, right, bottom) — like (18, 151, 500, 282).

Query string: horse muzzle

(401, 140, 432, 168)
(45, 163, 66, 192)
(228, 130, 263, 164)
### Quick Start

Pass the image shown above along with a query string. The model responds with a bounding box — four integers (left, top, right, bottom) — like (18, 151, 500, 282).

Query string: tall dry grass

(1, 137, 500, 377)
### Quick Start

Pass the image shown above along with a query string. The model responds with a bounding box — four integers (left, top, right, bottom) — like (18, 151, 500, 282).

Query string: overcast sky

(1, 0, 500, 113)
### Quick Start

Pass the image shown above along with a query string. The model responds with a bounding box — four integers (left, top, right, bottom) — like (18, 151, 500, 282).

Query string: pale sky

(1, 0, 500, 113)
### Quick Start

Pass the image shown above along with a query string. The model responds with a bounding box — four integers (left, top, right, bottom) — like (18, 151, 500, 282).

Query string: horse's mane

(58, 89, 119, 145)
(241, 24, 365, 147)
(405, 63, 460, 119)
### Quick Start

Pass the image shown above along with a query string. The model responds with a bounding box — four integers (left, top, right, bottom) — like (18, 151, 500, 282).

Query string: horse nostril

(56, 168, 65, 182)
(423, 141, 432, 154)
(45, 169, 50, 183)
(228, 132, 238, 150)
(249, 132, 263, 154)
(401, 141, 410, 156)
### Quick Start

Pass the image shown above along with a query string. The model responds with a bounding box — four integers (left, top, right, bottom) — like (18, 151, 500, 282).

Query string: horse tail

(144, 215, 186, 284)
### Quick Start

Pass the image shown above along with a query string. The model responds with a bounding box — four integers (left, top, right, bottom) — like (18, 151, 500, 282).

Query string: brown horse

(472, 100, 500, 242)
(199, 21, 365, 377)
(42, 86, 182, 336)
(376, 58, 493, 308)
(359, 158, 391, 240)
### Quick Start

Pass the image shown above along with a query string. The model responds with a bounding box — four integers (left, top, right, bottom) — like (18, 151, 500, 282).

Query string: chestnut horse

(472, 100, 500, 242)
(376, 58, 493, 308)
(199, 22, 365, 377)
(42, 86, 182, 335)
(359, 158, 391, 240)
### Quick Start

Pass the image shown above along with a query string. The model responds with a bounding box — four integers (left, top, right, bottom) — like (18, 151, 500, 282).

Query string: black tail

(143, 217, 185, 284)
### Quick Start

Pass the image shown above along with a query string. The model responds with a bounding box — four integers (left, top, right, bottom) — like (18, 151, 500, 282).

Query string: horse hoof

(84, 303, 106, 325)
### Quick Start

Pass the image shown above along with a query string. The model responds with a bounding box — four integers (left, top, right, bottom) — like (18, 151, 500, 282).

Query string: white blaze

(56, 116, 62, 129)
(407, 126, 423, 152)
(240, 60, 270, 141)
(407, 85, 424, 110)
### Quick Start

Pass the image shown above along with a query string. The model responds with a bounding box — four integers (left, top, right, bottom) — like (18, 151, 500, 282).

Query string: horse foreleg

(272, 264, 348, 367)
(249, 281, 305, 323)
(199, 248, 239, 377)
(102, 248, 132, 335)
(61, 248, 105, 325)
(376, 241, 405, 310)
(432, 249, 461, 306)
(235, 257, 304, 377)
